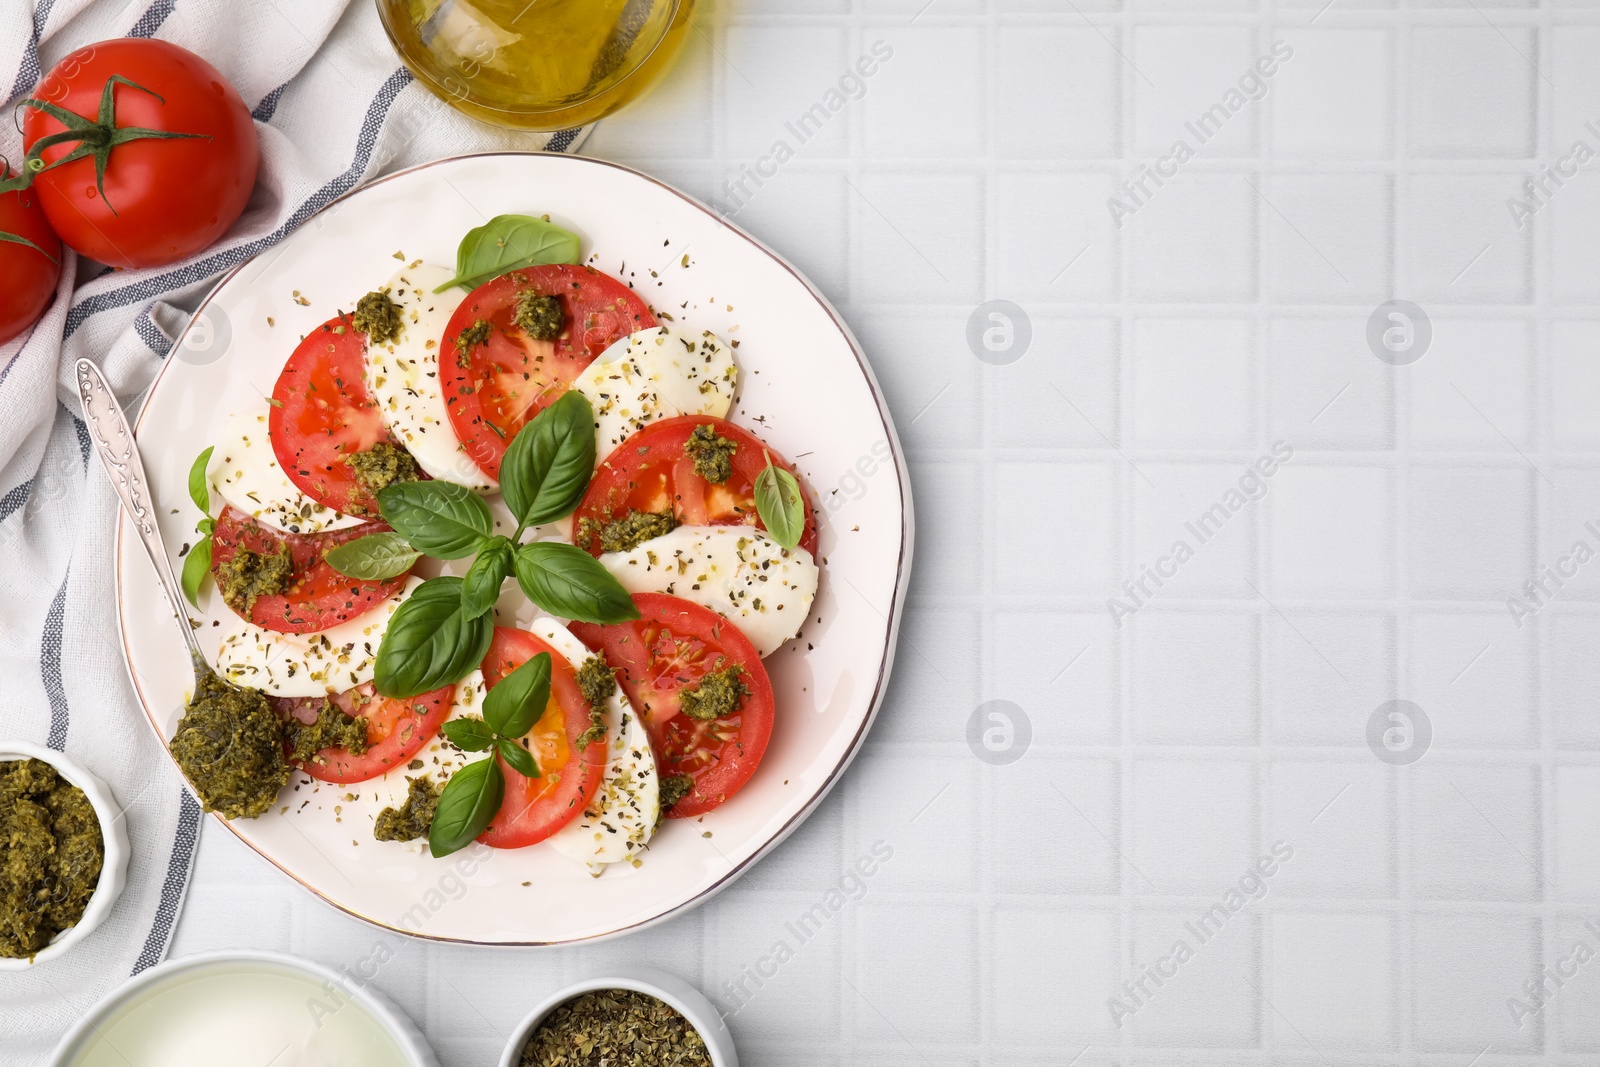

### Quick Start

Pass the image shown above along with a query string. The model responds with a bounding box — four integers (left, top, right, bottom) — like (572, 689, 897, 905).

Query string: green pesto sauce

(682, 424, 737, 485)
(574, 655, 616, 751)
(374, 775, 440, 842)
(343, 441, 420, 498)
(169, 667, 290, 821)
(513, 291, 565, 341)
(352, 288, 404, 346)
(0, 758, 104, 960)
(520, 989, 711, 1067)
(455, 319, 494, 369)
(658, 774, 695, 813)
(286, 701, 369, 765)
(578, 508, 677, 554)
(679, 666, 748, 722)
(215, 542, 294, 616)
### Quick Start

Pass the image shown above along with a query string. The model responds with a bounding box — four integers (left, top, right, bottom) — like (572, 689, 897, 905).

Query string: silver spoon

(73, 358, 209, 677)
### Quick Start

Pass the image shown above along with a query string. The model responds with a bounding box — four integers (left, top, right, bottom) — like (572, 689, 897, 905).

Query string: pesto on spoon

(74, 359, 289, 819)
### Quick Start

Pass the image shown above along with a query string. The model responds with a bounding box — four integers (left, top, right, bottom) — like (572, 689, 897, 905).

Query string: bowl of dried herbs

(499, 968, 738, 1067)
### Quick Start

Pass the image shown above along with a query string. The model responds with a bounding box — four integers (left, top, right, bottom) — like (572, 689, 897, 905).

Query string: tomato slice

(210, 506, 411, 633)
(570, 593, 774, 819)
(274, 682, 454, 784)
(270, 313, 397, 517)
(572, 415, 818, 556)
(477, 627, 607, 849)
(441, 265, 656, 481)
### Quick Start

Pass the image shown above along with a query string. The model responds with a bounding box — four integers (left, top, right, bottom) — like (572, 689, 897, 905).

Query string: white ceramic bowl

(498, 968, 738, 1067)
(0, 741, 130, 970)
(49, 950, 440, 1066)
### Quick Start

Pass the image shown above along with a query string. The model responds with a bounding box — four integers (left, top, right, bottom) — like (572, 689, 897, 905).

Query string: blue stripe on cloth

(62, 67, 413, 340)
(253, 81, 290, 123)
(71, 410, 90, 465)
(548, 127, 581, 153)
(127, 0, 176, 38)
(134, 310, 172, 357)
(132, 790, 201, 975)
(6, 0, 55, 104)
(41, 568, 69, 750)
(0, 479, 31, 523)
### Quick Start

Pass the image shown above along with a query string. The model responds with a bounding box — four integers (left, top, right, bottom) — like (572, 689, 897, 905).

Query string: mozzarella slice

(599, 526, 818, 657)
(362, 263, 496, 491)
(572, 325, 738, 457)
(536, 617, 660, 873)
(213, 577, 419, 698)
(207, 408, 363, 534)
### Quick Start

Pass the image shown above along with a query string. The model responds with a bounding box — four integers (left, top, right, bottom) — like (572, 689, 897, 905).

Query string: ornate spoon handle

(74, 358, 206, 665)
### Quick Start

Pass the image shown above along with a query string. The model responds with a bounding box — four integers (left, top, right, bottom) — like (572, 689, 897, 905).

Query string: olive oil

(376, 0, 695, 130)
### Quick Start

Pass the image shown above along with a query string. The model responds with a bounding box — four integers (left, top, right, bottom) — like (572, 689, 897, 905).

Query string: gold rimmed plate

(114, 152, 913, 945)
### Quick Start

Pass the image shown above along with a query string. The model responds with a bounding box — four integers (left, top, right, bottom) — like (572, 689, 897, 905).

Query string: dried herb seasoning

(520, 989, 711, 1067)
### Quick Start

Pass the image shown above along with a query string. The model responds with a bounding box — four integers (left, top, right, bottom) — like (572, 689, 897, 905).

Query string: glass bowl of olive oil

(376, 0, 695, 131)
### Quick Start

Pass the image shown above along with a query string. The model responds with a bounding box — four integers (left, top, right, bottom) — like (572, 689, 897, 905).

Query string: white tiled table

(175, 1, 1600, 1063)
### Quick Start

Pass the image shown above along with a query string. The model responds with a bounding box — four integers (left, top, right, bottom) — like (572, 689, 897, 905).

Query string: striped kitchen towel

(0, 1, 588, 1060)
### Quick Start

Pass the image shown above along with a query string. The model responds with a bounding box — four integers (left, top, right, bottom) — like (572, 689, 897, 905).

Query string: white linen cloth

(0, 2, 587, 1060)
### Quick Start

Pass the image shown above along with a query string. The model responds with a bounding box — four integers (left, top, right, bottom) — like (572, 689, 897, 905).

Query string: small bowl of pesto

(499, 969, 738, 1067)
(0, 741, 130, 968)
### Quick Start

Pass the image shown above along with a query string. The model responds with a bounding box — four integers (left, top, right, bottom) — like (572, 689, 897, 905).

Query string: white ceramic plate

(115, 152, 912, 945)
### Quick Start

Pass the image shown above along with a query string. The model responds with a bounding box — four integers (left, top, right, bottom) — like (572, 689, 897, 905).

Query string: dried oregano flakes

(520, 989, 712, 1067)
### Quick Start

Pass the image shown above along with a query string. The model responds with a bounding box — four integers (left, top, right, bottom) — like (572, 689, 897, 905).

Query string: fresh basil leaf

(188, 446, 212, 515)
(180, 536, 211, 608)
(514, 541, 640, 624)
(374, 576, 495, 698)
(428, 756, 504, 858)
(754, 455, 806, 551)
(441, 717, 497, 752)
(500, 391, 596, 530)
(324, 531, 421, 581)
(497, 738, 540, 779)
(197, 517, 215, 536)
(376, 481, 493, 560)
(461, 537, 513, 620)
(483, 651, 551, 740)
(433, 214, 583, 294)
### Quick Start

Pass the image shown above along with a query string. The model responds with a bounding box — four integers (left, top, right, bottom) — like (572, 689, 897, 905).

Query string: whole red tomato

(22, 39, 258, 269)
(0, 173, 62, 346)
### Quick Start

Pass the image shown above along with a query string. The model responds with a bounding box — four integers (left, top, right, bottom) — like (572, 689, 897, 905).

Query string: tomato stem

(0, 74, 209, 214)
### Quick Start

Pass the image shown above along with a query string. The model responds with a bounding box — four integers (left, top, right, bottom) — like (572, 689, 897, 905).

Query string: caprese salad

(172, 213, 821, 875)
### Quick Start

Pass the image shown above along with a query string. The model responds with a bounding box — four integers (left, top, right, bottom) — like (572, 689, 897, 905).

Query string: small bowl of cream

(50, 951, 438, 1067)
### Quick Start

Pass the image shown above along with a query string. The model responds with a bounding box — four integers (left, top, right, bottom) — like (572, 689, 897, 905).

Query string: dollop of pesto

(374, 775, 440, 843)
(352, 288, 404, 346)
(679, 667, 748, 722)
(513, 291, 565, 341)
(574, 655, 616, 751)
(577, 508, 677, 554)
(682, 424, 737, 485)
(455, 318, 494, 369)
(214, 541, 294, 616)
(286, 701, 369, 764)
(169, 667, 290, 821)
(657, 773, 695, 814)
(0, 758, 104, 960)
(343, 440, 420, 498)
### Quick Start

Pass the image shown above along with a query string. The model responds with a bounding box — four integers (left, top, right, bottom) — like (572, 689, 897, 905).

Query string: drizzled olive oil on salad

(64, 960, 408, 1067)
(376, 0, 695, 129)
